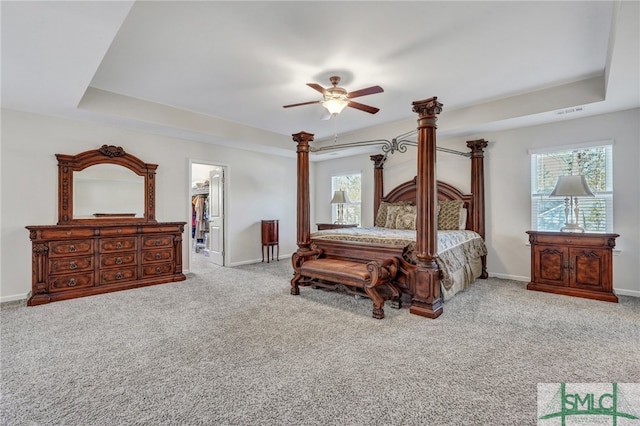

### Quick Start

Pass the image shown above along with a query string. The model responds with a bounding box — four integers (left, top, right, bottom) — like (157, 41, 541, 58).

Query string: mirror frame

(57, 145, 157, 224)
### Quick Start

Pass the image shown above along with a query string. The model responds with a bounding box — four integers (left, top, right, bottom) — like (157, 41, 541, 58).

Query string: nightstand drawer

(533, 233, 612, 247)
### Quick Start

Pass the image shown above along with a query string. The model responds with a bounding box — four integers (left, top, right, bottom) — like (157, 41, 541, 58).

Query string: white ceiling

(2, 1, 639, 158)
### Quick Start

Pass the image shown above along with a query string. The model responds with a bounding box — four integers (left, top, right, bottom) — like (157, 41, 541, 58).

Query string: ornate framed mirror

(56, 145, 157, 224)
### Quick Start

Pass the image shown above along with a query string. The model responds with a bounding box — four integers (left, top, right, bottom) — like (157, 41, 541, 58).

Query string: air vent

(556, 106, 584, 115)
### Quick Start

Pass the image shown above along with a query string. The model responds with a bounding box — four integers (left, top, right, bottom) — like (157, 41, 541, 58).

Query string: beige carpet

(1, 256, 638, 425)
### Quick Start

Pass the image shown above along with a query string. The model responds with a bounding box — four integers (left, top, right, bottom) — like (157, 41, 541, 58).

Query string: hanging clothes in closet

(192, 194, 208, 241)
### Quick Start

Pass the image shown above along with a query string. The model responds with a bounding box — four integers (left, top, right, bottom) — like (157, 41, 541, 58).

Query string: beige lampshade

(330, 190, 351, 204)
(549, 175, 594, 197)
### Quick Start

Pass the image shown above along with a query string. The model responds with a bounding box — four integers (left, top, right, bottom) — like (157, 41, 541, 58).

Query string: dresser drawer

(40, 228, 94, 240)
(49, 272, 94, 292)
(142, 248, 173, 264)
(142, 235, 173, 249)
(142, 263, 173, 278)
(99, 227, 138, 237)
(100, 237, 137, 253)
(49, 240, 93, 257)
(100, 252, 137, 268)
(100, 267, 137, 284)
(49, 256, 93, 274)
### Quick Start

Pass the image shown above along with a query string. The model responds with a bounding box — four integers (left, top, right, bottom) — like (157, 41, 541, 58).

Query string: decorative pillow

(459, 207, 468, 230)
(375, 201, 412, 227)
(385, 205, 416, 229)
(395, 211, 417, 230)
(438, 200, 464, 230)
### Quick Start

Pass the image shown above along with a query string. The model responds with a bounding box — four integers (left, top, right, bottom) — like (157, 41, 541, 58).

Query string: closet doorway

(190, 161, 227, 269)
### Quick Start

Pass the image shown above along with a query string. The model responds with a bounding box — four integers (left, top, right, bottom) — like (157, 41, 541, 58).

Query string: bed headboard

(381, 177, 474, 230)
(370, 139, 486, 237)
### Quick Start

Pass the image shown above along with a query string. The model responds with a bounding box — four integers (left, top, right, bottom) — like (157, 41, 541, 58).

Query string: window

(531, 143, 613, 232)
(331, 173, 361, 225)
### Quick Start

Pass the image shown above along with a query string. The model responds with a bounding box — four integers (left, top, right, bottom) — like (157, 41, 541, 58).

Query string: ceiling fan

(283, 76, 383, 116)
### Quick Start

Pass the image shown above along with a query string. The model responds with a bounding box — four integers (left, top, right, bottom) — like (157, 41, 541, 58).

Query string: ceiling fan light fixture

(322, 97, 349, 115)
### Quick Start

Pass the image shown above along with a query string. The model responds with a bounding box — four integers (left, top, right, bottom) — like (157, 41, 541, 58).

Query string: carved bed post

(370, 154, 386, 222)
(292, 132, 314, 251)
(467, 138, 488, 278)
(411, 97, 443, 319)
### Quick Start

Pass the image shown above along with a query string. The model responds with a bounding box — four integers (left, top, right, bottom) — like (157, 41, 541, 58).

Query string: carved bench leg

(364, 259, 400, 319)
(290, 252, 302, 295)
(290, 249, 323, 296)
(290, 274, 301, 295)
(363, 286, 386, 319)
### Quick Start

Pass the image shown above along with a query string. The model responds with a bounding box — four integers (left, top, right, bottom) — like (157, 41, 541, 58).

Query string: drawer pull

(155, 253, 162, 260)
(565, 239, 572, 243)
(68, 278, 77, 287)
(116, 257, 123, 265)
(69, 262, 78, 270)
(115, 272, 123, 280)
(155, 240, 162, 246)
(156, 267, 162, 274)
(69, 245, 76, 252)
(116, 242, 123, 249)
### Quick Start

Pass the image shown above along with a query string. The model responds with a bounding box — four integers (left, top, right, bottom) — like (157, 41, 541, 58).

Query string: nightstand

(316, 223, 358, 231)
(526, 231, 619, 302)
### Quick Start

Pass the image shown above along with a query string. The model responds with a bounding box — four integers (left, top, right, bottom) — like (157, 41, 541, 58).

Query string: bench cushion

(300, 259, 370, 288)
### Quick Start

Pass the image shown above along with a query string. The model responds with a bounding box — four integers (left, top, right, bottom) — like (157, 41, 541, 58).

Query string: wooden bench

(291, 255, 400, 319)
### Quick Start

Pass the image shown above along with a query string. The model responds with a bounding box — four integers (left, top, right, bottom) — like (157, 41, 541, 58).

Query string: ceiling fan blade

(282, 100, 322, 108)
(347, 85, 384, 99)
(307, 83, 327, 94)
(347, 101, 380, 114)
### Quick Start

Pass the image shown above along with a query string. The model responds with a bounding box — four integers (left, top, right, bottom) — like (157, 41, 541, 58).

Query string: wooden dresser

(26, 222, 185, 305)
(526, 231, 619, 302)
(27, 144, 186, 306)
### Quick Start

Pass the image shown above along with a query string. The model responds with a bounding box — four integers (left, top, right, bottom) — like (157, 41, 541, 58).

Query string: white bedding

(311, 227, 487, 300)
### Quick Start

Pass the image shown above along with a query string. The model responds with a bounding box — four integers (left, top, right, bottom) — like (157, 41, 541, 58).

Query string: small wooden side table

(526, 230, 619, 302)
(261, 220, 279, 263)
(316, 223, 358, 231)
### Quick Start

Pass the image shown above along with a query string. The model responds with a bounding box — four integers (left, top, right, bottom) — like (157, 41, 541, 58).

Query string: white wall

(1, 109, 299, 301)
(312, 108, 640, 296)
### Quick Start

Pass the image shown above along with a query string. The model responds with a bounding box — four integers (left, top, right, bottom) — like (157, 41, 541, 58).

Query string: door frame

(188, 159, 229, 271)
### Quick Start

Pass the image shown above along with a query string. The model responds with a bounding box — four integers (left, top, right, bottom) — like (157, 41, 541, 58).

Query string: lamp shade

(322, 97, 349, 115)
(549, 175, 594, 197)
(330, 190, 350, 204)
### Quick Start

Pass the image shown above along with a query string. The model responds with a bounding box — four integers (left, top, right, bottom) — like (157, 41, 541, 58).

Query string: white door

(208, 168, 224, 266)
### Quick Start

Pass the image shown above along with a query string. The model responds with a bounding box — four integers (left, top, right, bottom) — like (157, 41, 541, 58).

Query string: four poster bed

(290, 97, 488, 319)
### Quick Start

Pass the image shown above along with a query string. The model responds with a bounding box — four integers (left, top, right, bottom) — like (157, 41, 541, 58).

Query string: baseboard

(488, 272, 639, 298)
(0, 292, 29, 305)
(487, 272, 530, 282)
(615, 288, 640, 298)
(229, 254, 292, 267)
